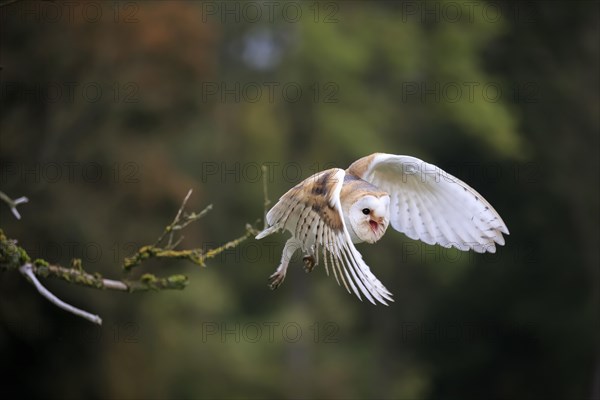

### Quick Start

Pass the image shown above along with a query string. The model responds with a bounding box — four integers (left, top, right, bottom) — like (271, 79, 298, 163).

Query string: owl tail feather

(255, 225, 280, 240)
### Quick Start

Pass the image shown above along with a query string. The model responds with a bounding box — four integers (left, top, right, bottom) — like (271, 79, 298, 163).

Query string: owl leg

(268, 238, 302, 290)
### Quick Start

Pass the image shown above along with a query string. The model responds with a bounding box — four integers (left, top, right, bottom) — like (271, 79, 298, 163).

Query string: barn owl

(256, 153, 509, 305)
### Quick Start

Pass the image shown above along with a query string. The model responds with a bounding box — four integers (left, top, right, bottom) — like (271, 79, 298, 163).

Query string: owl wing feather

(256, 168, 393, 305)
(347, 153, 509, 253)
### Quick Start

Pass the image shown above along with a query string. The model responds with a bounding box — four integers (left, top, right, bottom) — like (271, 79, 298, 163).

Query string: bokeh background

(1, 1, 598, 399)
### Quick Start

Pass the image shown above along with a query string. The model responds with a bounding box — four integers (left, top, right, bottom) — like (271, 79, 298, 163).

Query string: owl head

(347, 194, 390, 244)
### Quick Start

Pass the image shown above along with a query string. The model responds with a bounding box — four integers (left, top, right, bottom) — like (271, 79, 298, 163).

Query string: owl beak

(369, 216, 385, 232)
(369, 220, 379, 231)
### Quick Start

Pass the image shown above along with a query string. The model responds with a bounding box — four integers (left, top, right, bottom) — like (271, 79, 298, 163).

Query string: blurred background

(1, 1, 598, 399)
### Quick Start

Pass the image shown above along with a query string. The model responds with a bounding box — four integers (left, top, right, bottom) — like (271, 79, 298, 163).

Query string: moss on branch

(2, 171, 270, 324)
(1, 229, 188, 292)
(124, 223, 259, 271)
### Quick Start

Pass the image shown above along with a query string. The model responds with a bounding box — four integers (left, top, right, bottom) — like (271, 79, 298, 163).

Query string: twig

(0, 190, 28, 220)
(19, 263, 103, 325)
(198, 224, 259, 265)
(153, 189, 213, 249)
(178, 205, 213, 230)
(1, 186, 263, 324)
(125, 224, 260, 270)
(155, 189, 193, 247)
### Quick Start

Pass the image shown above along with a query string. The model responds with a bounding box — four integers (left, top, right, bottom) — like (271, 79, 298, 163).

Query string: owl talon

(268, 271, 286, 290)
(303, 256, 316, 273)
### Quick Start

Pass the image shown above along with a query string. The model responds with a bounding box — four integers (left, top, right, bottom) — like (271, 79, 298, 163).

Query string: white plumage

(256, 153, 509, 305)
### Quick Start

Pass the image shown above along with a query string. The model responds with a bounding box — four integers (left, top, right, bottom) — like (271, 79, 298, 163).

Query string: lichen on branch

(1, 228, 189, 292)
(1, 185, 266, 324)
(123, 224, 259, 270)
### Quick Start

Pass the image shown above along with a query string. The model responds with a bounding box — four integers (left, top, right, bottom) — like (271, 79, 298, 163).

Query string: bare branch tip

(19, 263, 103, 325)
(0, 191, 29, 220)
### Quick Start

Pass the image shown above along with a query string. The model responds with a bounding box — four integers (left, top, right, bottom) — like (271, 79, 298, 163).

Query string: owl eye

(362, 208, 371, 215)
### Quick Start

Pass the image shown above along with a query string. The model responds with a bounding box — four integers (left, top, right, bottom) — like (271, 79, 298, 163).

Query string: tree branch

(19, 263, 103, 325)
(0, 187, 266, 324)
(1, 177, 270, 324)
(153, 189, 213, 249)
(33, 258, 188, 292)
(1, 225, 191, 325)
(124, 224, 258, 270)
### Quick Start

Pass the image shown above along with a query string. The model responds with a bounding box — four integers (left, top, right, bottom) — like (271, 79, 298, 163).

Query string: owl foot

(303, 255, 316, 273)
(268, 271, 286, 290)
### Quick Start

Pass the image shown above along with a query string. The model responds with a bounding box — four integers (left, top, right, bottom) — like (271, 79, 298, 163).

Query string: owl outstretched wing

(256, 168, 393, 305)
(347, 153, 509, 253)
